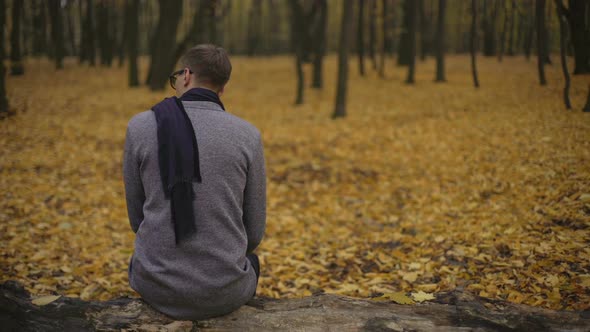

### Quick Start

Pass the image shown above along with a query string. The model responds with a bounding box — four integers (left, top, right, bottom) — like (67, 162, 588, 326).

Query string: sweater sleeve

(243, 133, 267, 253)
(123, 123, 146, 233)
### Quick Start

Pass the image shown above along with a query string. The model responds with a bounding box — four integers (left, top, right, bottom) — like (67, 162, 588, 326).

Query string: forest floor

(1, 55, 589, 311)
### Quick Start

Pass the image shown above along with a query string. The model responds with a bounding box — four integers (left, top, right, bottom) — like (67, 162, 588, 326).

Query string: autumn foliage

(1, 55, 589, 311)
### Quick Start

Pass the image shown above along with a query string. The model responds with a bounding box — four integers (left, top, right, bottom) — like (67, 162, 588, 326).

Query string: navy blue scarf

(151, 87, 225, 245)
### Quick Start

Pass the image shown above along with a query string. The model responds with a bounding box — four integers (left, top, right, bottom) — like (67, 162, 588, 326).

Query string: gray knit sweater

(123, 100, 266, 321)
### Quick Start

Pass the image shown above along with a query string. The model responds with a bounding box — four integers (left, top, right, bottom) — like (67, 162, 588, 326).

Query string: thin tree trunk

(289, 0, 305, 104)
(311, 0, 327, 89)
(81, 0, 96, 66)
(358, 0, 366, 76)
(48, 0, 65, 69)
(32, 0, 47, 57)
(379, 0, 387, 77)
(435, 0, 446, 82)
(554, 0, 570, 109)
(333, 0, 354, 119)
(405, 0, 417, 84)
(10, 0, 24, 75)
(471, 0, 480, 88)
(174, 0, 206, 65)
(498, 0, 507, 62)
(398, 0, 411, 65)
(507, 0, 516, 55)
(247, 0, 262, 56)
(0, 0, 9, 117)
(126, 0, 139, 87)
(369, 0, 377, 70)
(524, 0, 535, 60)
(536, 0, 547, 85)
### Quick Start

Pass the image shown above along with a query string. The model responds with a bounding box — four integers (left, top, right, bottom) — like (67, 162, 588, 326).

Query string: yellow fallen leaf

(374, 292, 415, 304)
(411, 291, 435, 302)
(401, 272, 418, 283)
(32, 295, 61, 306)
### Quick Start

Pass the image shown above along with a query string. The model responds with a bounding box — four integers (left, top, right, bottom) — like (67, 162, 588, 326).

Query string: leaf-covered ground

(1, 55, 589, 311)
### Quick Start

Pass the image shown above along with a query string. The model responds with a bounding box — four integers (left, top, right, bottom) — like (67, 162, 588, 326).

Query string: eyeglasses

(169, 68, 194, 90)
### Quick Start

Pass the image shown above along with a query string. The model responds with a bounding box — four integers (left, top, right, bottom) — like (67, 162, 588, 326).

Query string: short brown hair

(179, 44, 232, 88)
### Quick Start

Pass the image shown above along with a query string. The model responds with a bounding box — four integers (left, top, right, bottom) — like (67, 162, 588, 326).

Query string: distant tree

(63, 1, 77, 57)
(80, 0, 96, 65)
(311, 0, 327, 89)
(435, 0, 446, 82)
(555, 0, 590, 74)
(97, 1, 114, 66)
(368, 0, 377, 70)
(523, 0, 535, 60)
(498, 0, 507, 62)
(10, 0, 24, 75)
(506, 0, 516, 55)
(419, 0, 432, 60)
(482, 0, 499, 56)
(247, 0, 262, 56)
(288, 0, 306, 104)
(379, 0, 388, 77)
(554, 0, 571, 109)
(0, 0, 9, 118)
(32, 0, 47, 57)
(398, 0, 412, 65)
(333, 0, 354, 118)
(471, 0, 480, 88)
(405, 0, 417, 84)
(536, 0, 547, 85)
(146, 0, 183, 91)
(126, 0, 140, 87)
(47, 0, 65, 69)
(358, 0, 366, 76)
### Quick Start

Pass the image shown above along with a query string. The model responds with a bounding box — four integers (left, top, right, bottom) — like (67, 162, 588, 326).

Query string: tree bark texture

(1, 280, 589, 331)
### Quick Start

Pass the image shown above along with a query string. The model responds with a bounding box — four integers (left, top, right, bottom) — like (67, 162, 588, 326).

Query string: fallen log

(1, 280, 588, 331)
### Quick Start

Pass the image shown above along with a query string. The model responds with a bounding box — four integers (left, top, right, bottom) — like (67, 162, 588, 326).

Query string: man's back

(123, 100, 266, 320)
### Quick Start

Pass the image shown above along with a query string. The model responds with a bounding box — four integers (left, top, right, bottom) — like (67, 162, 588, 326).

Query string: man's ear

(183, 68, 192, 87)
(218, 85, 225, 96)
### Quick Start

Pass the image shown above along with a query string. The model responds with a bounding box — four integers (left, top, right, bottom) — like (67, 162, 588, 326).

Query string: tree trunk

(288, 0, 305, 104)
(536, 0, 547, 85)
(568, 0, 590, 74)
(80, 0, 96, 66)
(2, 280, 590, 331)
(507, 0, 516, 55)
(247, 0, 262, 56)
(358, 0, 366, 76)
(379, 0, 388, 77)
(0, 0, 9, 118)
(65, 2, 77, 57)
(471, 0, 480, 88)
(311, 0, 327, 89)
(333, 0, 354, 119)
(419, 0, 431, 61)
(126, 0, 140, 87)
(174, 0, 207, 64)
(498, 0, 508, 62)
(32, 0, 47, 57)
(97, 0, 114, 66)
(369, 0, 377, 70)
(9, 0, 24, 75)
(554, 0, 571, 109)
(435, 0, 446, 82)
(397, 0, 412, 65)
(524, 0, 535, 60)
(482, 0, 499, 56)
(146, 0, 183, 91)
(405, 0, 417, 84)
(48, 0, 65, 69)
